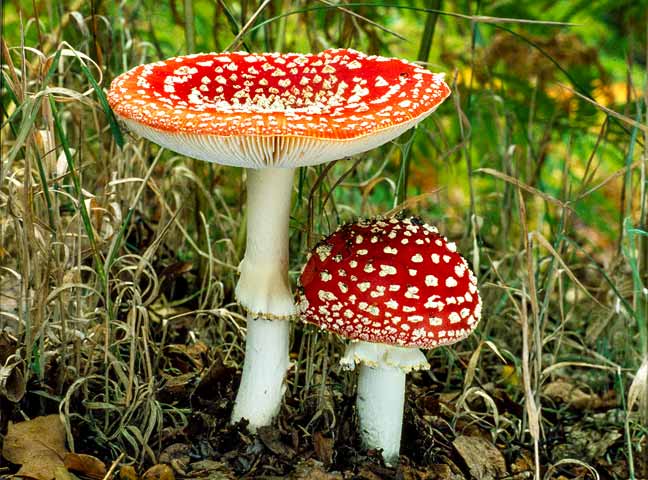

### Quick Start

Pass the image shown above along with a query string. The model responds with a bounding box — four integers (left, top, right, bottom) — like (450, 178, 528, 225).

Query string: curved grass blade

(71, 50, 124, 148)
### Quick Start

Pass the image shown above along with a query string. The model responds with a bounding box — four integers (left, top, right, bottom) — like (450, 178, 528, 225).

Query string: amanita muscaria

(298, 217, 481, 463)
(108, 49, 451, 429)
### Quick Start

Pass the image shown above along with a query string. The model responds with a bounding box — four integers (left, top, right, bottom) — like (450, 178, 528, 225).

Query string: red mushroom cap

(107, 49, 450, 167)
(298, 218, 481, 349)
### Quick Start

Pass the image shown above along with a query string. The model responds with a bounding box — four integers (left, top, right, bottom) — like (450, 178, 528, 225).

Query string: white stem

(344, 341, 429, 464)
(357, 360, 406, 465)
(235, 168, 296, 318)
(231, 315, 290, 429)
(231, 167, 295, 429)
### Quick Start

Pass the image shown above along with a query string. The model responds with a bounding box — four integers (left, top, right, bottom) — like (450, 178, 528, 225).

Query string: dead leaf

(2, 415, 68, 480)
(510, 450, 534, 474)
(257, 426, 296, 458)
(544, 379, 615, 410)
(189, 460, 236, 479)
(0, 331, 18, 364)
(452, 435, 506, 480)
(159, 443, 190, 474)
(0, 360, 26, 402)
(119, 465, 139, 480)
(313, 431, 334, 465)
(142, 464, 175, 480)
(64, 453, 106, 478)
(53, 466, 75, 480)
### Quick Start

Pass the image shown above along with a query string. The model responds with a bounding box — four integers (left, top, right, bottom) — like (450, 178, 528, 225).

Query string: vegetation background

(1, 0, 647, 478)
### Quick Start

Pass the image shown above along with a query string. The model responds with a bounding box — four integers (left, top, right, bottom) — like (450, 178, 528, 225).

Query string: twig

(225, 0, 271, 51)
(102, 452, 125, 480)
(557, 82, 648, 134)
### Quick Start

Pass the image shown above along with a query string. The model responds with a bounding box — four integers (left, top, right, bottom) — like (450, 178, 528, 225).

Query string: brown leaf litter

(2, 415, 68, 480)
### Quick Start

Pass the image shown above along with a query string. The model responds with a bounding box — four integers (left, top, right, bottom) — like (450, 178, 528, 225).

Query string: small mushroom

(108, 49, 450, 429)
(298, 217, 481, 463)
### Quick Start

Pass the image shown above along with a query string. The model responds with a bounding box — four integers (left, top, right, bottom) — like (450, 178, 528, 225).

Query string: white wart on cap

(298, 217, 482, 348)
(108, 49, 451, 168)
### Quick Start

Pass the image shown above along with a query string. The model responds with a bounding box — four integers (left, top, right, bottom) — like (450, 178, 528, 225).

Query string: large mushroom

(108, 49, 451, 429)
(298, 217, 481, 463)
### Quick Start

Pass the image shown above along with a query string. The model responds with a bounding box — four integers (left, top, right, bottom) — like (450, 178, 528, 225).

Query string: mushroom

(107, 49, 451, 429)
(298, 217, 481, 463)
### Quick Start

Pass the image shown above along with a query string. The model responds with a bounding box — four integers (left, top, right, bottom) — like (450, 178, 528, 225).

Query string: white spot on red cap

(425, 275, 438, 287)
(411, 254, 423, 263)
(454, 264, 466, 278)
(379, 265, 397, 276)
(405, 286, 420, 299)
(318, 290, 337, 301)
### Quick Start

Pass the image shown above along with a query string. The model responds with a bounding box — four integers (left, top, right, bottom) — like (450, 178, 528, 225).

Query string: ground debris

(63, 452, 107, 478)
(2, 414, 68, 480)
(313, 431, 335, 465)
(0, 331, 25, 402)
(142, 463, 175, 479)
(119, 465, 140, 480)
(291, 459, 343, 479)
(550, 422, 622, 463)
(401, 463, 466, 480)
(159, 443, 191, 474)
(452, 435, 506, 480)
(543, 379, 616, 410)
(187, 459, 236, 479)
(258, 425, 297, 458)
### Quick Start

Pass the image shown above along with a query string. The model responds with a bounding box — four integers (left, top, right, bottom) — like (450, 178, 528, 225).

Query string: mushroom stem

(231, 315, 290, 428)
(232, 167, 296, 429)
(357, 362, 405, 465)
(235, 167, 296, 317)
(343, 341, 429, 464)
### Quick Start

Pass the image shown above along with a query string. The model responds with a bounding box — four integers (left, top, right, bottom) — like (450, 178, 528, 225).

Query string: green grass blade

(71, 51, 124, 149)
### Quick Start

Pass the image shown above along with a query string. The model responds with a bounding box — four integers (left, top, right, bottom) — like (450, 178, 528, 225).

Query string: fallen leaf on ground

(64, 452, 106, 478)
(257, 426, 296, 458)
(313, 431, 334, 465)
(159, 443, 191, 473)
(189, 459, 236, 479)
(119, 465, 139, 480)
(452, 435, 506, 480)
(54, 466, 75, 480)
(544, 379, 615, 410)
(2, 414, 68, 480)
(142, 464, 175, 480)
